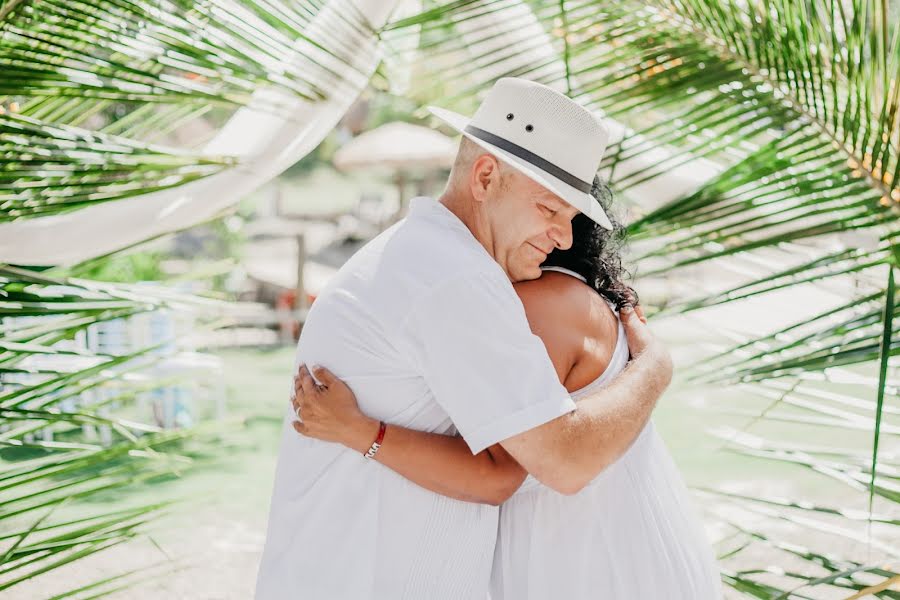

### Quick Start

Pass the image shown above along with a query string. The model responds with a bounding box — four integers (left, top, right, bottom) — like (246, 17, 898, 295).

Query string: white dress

(490, 267, 723, 599)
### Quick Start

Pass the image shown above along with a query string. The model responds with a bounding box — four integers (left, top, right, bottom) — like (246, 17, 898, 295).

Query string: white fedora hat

(428, 78, 613, 230)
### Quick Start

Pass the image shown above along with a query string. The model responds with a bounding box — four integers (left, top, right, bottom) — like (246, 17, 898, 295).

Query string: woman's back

(511, 267, 631, 497)
(513, 268, 621, 393)
(496, 268, 723, 600)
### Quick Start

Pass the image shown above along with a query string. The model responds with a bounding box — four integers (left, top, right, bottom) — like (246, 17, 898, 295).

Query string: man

(255, 78, 672, 599)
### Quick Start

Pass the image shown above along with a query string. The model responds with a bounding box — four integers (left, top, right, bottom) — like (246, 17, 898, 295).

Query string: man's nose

(550, 219, 573, 251)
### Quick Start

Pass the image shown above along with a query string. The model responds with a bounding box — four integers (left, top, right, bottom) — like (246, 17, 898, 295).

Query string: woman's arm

(292, 365, 527, 506)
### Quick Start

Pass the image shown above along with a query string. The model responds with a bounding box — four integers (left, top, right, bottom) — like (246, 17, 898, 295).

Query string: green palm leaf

(1, 0, 379, 221)
(0, 0, 366, 106)
(387, 0, 900, 266)
(0, 111, 234, 220)
(869, 265, 895, 520)
(0, 263, 238, 595)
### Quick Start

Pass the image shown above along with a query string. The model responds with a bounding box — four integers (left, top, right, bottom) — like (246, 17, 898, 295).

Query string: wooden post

(274, 180, 285, 217)
(393, 171, 407, 223)
(295, 231, 308, 316)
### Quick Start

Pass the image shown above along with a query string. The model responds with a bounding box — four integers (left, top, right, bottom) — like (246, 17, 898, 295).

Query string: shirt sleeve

(404, 269, 575, 454)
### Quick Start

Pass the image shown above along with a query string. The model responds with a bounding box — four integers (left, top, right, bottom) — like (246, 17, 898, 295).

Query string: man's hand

(632, 304, 647, 324)
(291, 365, 379, 452)
(621, 289, 647, 324)
(620, 305, 672, 385)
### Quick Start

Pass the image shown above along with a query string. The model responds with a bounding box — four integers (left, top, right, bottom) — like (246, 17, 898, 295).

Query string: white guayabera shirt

(255, 197, 574, 600)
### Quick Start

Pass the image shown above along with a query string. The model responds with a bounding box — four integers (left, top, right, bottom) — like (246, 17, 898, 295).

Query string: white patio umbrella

(333, 121, 457, 222)
(334, 121, 457, 170)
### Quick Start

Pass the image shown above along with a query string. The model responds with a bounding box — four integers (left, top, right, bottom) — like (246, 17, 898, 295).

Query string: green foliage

(0, 265, 234, 595)
(68, 252, 168, 284)
(0, 0, 372, 220)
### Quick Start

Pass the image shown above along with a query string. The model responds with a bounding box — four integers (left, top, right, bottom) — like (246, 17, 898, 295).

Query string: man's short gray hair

(448, 137, 512, 192)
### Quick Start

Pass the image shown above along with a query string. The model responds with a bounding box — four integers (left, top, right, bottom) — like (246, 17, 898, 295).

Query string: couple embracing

(255, 78, 722, 599)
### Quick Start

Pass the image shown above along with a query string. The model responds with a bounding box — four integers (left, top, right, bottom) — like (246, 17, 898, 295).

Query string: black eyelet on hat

(525, 124, 534, 132)
(506, 113, 514, 120)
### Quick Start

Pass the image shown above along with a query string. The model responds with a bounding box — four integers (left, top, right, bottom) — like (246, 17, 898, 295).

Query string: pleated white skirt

(490, 421, 723, 599)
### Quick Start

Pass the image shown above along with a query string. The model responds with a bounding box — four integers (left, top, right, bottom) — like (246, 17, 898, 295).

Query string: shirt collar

(408, 196, 469, 235)
(408, 197, 510, 281)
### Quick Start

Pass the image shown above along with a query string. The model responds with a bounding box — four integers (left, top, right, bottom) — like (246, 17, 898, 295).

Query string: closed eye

(539, 204, 557, 217)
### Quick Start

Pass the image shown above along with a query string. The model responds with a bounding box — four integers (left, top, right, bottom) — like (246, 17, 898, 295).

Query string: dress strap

(540, 265, 587, 283)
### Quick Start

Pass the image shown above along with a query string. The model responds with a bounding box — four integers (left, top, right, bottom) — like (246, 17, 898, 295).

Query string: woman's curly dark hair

(542, 176, 638, 309)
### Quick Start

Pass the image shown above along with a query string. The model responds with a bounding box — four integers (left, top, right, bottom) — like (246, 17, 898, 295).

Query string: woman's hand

(291, 364, 380, 453)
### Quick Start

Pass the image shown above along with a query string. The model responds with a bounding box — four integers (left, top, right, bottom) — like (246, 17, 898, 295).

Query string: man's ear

(469, 154, 501, 203)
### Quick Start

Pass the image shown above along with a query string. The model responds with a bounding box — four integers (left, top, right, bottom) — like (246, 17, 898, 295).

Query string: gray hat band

(464, 125, 592, 194)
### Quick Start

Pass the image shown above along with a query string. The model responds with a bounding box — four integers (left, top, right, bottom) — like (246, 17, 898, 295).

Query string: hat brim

(427, 105, 613, 230)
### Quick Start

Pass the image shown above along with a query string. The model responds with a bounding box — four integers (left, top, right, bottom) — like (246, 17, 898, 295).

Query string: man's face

(486, 170, 579, 282)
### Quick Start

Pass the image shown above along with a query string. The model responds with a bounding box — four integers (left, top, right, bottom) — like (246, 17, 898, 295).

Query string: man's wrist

(635, 342, 673, 393)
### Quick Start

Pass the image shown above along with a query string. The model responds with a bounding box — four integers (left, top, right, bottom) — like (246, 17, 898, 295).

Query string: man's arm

(499, 306, 671, 495)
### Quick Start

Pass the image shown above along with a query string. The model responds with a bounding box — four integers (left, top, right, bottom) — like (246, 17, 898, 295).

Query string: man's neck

(438, 190, 504, 275)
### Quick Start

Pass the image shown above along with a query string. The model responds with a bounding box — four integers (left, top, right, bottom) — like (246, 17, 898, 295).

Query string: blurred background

(1, 0, 898, 597)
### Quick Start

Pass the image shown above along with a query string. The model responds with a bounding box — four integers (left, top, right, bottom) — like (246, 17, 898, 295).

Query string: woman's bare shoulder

(514, 271, 620, 391)
(513, 270, 596, 325)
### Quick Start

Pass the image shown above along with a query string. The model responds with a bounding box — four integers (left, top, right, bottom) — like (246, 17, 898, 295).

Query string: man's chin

(510, 264, 543, 283)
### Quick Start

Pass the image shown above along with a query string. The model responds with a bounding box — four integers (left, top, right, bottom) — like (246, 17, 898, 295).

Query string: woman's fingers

(292, 364, 319, 422)
(291, 371, 303, 414)
(301, 364, 319, 395)
(291, 392, 302, 419)
(312, 365, 336, 388)
(293, 371, 303, 399)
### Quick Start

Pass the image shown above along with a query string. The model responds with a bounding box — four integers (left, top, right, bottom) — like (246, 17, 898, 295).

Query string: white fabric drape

(0, 0, 403, 267)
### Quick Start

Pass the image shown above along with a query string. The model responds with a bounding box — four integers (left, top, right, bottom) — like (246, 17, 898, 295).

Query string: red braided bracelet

(364, 421, 386, 459)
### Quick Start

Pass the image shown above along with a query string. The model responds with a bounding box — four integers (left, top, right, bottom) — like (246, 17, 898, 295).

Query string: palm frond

(0, 112, 234, 220)
(869, 265, 896, 519)
(0, 0, 371, 107)
(1, 0, 379, 221)
(0, 262, 237, 595)
(387, 0, 900, 269)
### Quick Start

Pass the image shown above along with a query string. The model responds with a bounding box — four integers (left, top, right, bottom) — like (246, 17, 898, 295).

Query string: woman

(293, 178, 722, 599)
